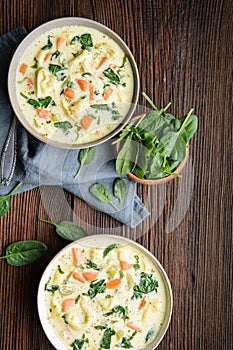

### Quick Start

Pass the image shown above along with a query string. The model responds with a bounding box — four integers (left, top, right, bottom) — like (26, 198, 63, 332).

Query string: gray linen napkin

(0, 27, 149, 227)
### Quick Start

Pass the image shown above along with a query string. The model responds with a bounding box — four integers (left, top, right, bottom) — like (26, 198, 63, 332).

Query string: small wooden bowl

(116, 114, 189, 185)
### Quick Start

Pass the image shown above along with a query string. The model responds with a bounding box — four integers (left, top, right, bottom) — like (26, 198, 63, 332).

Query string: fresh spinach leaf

(89, 183, 119, 211)
(70, 36, 80, 45)
(74, 147, 96, 179)
(54, 121, 73, 133)
(38, 218, 88, 241)
(79, 33, 93, 50)
(0, 240, 47, 266)
(113, 178, 128, 203)
(42, 36, 53, 50)
(100, 327, 115, 349)
(132, 272, 159, 299)
(103, 244, 118, 257)
(116, 135, 139, 176)
(103, 68, 120, 84)
(145, 328, 155, 343)
(0, 182, 22, 218)
(31, 57, 39, 68)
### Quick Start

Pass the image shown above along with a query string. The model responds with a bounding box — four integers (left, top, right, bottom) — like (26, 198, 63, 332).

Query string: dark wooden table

(0, 1, 232, 349)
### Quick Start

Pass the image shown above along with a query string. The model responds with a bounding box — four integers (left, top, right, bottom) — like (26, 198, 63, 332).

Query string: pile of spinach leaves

(115, 92, 198, 179)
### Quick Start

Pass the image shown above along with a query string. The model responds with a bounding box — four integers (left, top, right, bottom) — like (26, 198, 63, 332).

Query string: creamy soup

(16, 26, 134, 145)
(43, 243, 167, 349)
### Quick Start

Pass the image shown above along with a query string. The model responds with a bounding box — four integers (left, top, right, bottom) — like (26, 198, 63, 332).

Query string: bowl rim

(116, 114, 189, 185)
(37, 234, 173, 350)
(8, 17, 140, 149)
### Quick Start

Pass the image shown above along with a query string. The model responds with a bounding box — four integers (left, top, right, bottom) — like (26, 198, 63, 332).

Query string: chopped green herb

(42, 35, 53, 50)
(44, 278, 59, 293)
(119, 270, 124, 279)
(31, 57, 39, 68)
(105, 295, 112, 299)
(67, 81, 74, 88)
(72, 51, 80, 57)
(75, 295, 81, 304)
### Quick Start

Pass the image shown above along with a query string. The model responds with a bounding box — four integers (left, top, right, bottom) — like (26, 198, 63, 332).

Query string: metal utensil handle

(0, 115, 18, 186)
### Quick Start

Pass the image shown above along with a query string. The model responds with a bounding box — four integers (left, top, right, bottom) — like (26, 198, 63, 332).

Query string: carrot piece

(27, 77, 34, 88)
(63, 88, 75, 99)
(62, 298, 75, 312)
(36, 109, 50, 119)
(126, 322, 142, 333)
(80, 115, 93, 130)
(106, 278, 121, 289)
(103, 86, 113, 100)
(112, 64, 117, 69)
(120, 260, 132, 271)
(98, 56, 109, 68)
(56, 37, 66, 49)
(72, 271, 85, 283)
(138, 297, 146, 310)
(72, 247, 84, 267)
(19, 63, 28, 74)
(82, 272, 98, 282)
(44, 53, 52, 62)
(89, 84, 95, 101)
(77, 79, 89, 92)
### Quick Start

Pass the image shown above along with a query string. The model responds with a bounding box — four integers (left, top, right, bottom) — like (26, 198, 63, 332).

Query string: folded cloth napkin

(0, 27, 149, 227)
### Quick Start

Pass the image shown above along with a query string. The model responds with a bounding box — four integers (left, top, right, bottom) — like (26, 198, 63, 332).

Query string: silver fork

(0, 114, 18, 186)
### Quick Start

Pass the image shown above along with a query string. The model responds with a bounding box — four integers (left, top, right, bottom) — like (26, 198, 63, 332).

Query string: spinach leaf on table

(0, 240, 47, 266)
(0, 182, 22, 218)
(113, 178, 128, 203)
(89, 183, 119, 211)
(38, 218, 88, 241)
(74, 147, 96, 179)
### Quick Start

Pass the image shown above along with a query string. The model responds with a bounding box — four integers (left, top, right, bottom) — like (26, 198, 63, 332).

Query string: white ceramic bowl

(37, 235, 173, 350)
(8, 17, 140, 149)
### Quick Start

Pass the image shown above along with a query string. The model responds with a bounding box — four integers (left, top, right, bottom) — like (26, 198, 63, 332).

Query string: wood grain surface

(0, 0, 232, 349)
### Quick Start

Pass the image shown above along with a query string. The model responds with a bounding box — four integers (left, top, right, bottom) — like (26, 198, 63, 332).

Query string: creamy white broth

(43, 243, 167, 349)
(16, 26, 134, 145)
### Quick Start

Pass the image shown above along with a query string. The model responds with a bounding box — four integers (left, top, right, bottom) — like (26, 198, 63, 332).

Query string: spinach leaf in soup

(70, 35, 80, 45)
(42, 35, 53, 50)
(79, 33, 93, 50)
(132, 272, 159, 299)
(100, 327, 115, 349)
(54, 121, 73, 133)
(31, 57, 39, 69)
(103, 68, 120, 85)
(103, 243, 118, 257)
